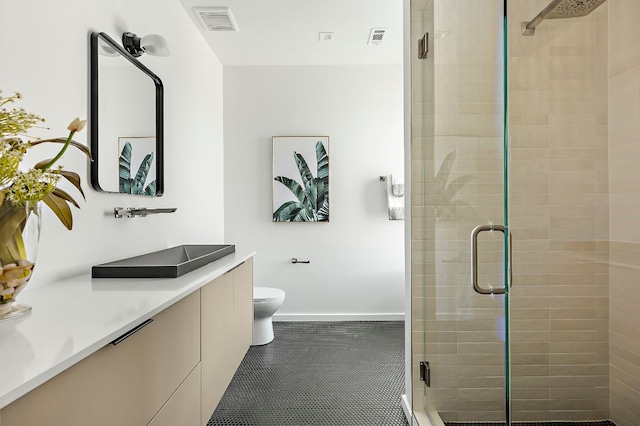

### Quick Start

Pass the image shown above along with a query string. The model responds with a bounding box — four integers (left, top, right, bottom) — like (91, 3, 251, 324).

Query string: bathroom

(0, 0, 406, 424)
(1, 0, 639, 425)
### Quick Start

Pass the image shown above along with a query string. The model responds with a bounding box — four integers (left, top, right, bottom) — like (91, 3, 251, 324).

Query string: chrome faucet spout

(114, 207, 177, 218)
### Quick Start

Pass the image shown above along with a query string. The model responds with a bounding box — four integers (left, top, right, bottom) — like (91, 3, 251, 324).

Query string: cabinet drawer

(147, 363, 201, 426)
(1, 290, 201, 426)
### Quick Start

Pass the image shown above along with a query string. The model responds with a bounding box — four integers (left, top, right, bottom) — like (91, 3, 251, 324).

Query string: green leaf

(0, 201, 26, 252)
(119, 142, 132, 192)
(318, 199, 329, 221)
(3, 226, 26, 262)
(60, 170, 86, 200)
(121, 178, 132, 194)
(317, 179, 326, 206)
(29, 138, 92, 161)
(274, 176, 306, 204)
(273, 201, 302, 222)
(294, 152, 314, 189)
(33, 158, 54, 170)
(42, 192, 73, 230)
(144, 180, 157, 196)
(315, 141, 328, 182)
(33, 161, 86, 200)
(304, 178, 326, 212)
(293, 207, 317, 222)
(134, 152, 154, 188)
(316, 141, 329, 205)
(132, 180, 145, 195)
(316, 141, 329, 178)
(52, 187, 80, 209)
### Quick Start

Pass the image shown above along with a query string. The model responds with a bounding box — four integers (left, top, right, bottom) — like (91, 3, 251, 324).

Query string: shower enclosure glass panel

(412, 0, 640, 424)
(508, 0, 610, 422)
(411, 1, 509, 424)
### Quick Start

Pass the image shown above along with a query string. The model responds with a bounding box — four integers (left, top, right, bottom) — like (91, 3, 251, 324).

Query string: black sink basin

(92, 244, 236, 278)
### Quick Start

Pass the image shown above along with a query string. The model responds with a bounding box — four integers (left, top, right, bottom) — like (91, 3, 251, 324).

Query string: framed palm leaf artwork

(118, 137, 157, 196)
(272, 136, 329, 222)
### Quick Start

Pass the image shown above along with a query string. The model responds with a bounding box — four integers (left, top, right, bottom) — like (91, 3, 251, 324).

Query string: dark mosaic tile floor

(207, 321, 408, 426)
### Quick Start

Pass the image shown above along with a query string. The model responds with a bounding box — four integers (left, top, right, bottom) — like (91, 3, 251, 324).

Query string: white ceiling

(178, 0, 404, 66)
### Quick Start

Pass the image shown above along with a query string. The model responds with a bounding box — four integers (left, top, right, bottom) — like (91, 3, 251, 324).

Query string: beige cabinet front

(1, 290, 201, 426)
(147, 363, 202, 426)
(233, 259, 254, 360)
(201, 258, 253, 425)
(201, 270, 235, 423)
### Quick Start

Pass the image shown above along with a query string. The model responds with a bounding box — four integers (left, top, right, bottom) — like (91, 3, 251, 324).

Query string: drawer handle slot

(225, 261, 245, 274)
(111, 319, 154, 345)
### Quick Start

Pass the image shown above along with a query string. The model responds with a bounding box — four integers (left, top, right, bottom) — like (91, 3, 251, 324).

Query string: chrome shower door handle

(471, 224, 513, 295)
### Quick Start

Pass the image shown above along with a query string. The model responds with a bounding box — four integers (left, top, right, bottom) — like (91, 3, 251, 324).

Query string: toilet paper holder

(291, 258, 310, 264)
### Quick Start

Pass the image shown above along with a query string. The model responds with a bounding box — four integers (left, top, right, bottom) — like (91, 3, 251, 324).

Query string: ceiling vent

(194, 7, 239, 32)
(368, 28, 388, 45)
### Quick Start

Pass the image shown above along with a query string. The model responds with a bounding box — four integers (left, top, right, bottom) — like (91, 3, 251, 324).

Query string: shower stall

(409, 0, 639, 425)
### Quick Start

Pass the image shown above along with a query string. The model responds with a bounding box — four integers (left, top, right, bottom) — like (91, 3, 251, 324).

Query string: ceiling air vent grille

(194, 7, 239, 32)
(368, 28, 388, 45)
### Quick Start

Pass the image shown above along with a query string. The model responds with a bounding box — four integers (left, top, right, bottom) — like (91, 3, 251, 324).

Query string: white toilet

(252, 287, 286, 346)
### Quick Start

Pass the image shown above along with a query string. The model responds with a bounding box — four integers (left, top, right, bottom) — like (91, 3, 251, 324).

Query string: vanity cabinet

(201, 258, 253, 425)
(0, 290, 201, 426)
(0, 257, 254, 426)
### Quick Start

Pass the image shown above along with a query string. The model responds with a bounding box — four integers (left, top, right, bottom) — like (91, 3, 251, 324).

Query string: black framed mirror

(90, 32, 164, 196)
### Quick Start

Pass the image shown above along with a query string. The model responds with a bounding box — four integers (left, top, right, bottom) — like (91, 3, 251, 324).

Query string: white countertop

(0, 250, 255, 409)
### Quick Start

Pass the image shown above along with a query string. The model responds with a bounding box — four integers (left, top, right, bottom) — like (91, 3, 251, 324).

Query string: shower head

(522, 0, 608, 36)
(546, 0, 608, 18)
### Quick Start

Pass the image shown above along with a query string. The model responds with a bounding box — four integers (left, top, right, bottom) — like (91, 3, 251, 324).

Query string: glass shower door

(411, 0, 510, 424)
(507, 0, 610, 423)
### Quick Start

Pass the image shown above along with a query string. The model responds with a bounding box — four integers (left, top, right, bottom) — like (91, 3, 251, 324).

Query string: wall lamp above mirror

(122, 32, 171, 57)
(90, 32, 164, 197)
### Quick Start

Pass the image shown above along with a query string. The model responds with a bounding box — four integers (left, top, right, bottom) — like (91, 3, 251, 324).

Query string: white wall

(224, 65, 405, 319)
(0, 0, 225, 287)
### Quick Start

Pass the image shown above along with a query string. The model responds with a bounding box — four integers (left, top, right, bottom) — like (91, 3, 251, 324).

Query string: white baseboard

(401, 394, 412, 424)
(273, 313, 405, 322)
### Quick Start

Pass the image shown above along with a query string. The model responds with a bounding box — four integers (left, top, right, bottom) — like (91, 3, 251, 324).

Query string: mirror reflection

(90, 32, 164, 196)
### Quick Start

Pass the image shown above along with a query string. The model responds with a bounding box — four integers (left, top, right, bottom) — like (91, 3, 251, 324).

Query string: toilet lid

(254, 287, 285, 302)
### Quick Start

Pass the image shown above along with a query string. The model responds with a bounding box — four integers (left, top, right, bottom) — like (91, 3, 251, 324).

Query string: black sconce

(122, 32, 170, 57)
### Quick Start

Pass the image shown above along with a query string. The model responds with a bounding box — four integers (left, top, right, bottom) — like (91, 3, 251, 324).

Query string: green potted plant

(0, 90, 91, 318)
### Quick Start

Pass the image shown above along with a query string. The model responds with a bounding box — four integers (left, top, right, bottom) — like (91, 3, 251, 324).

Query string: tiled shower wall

(508, 0, 609, 421)
(411, 0, 612, 422)
(607, 1, 640, 425)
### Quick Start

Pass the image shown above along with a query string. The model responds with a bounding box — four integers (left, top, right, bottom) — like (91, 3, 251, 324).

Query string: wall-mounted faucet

(114, 207, 177, 218)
